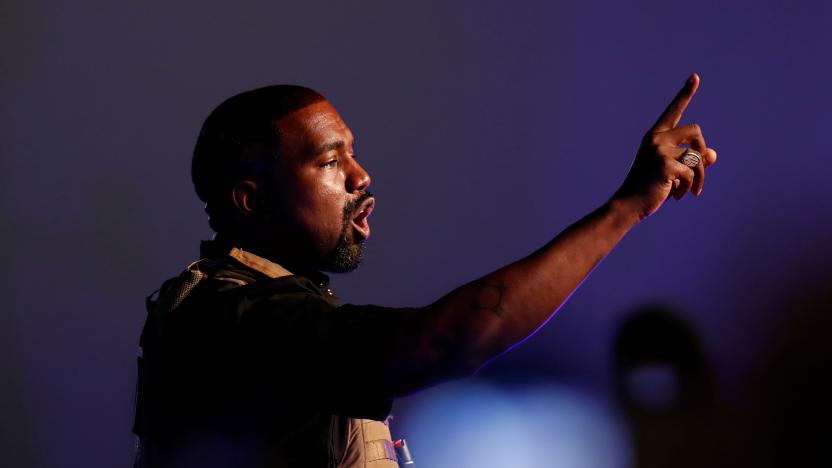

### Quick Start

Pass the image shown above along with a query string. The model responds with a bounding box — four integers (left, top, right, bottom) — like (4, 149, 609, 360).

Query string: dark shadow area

(731, 281, 832, 467)
(0, 0, 42, 466)
(614, 305, 725, 468)
(615, 286, 832, 468)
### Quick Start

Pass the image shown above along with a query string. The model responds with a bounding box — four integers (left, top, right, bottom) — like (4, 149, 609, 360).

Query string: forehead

(274, 100, 353, 158)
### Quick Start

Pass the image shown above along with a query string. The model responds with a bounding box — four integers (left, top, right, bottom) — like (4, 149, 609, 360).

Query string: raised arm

(384, 74, 718, 396)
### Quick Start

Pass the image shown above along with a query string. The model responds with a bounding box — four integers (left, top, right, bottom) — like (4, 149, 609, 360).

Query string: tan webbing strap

(362, 419, 398, 467)
(212, 276, 248, 286)
(362, 419, 393, 442)
(365, 440, 398, 465)
(228, 247, 293, 279)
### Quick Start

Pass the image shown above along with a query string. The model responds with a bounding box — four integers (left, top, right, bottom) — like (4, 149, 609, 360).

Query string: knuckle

(690, 122, 702, 135)
(648, 132, 663, 147)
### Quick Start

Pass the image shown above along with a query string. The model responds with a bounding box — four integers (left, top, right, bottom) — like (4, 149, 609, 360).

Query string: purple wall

(1, 0, 829, 466)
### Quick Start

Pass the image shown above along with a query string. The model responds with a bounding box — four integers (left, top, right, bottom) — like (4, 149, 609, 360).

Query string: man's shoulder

(146, 255, 331, 320)
(188, 256, 331, 305)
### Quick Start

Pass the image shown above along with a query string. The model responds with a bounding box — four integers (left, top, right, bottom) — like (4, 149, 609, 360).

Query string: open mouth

(351, 197, 375, 240)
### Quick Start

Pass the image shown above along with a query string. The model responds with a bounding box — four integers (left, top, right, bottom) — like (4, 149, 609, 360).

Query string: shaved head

(192, 85, 327, 233)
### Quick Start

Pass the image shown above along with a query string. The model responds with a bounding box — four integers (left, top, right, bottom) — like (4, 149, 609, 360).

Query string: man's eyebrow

(310, 139, 346, 156)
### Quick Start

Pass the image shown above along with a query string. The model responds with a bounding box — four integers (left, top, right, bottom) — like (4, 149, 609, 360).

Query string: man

(134, 75, 717, 467)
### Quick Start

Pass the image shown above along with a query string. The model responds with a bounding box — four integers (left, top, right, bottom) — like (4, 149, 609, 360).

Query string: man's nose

(346, 159, 371, 193)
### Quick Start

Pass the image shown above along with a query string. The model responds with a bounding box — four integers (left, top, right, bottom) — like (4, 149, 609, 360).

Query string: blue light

(397, 381, 633, 468)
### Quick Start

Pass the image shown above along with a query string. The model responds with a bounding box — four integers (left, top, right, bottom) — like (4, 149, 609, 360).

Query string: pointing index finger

(651, 74, 700, 132)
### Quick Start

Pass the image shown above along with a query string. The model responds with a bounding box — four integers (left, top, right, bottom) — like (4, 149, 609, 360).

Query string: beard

(325, 191, 373, 273)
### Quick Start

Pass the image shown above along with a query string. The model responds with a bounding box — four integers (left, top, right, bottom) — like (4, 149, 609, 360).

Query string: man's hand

(612, 74, 718, 220)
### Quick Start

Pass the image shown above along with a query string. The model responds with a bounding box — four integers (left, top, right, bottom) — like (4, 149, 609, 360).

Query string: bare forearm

(436, 199, 637, 363)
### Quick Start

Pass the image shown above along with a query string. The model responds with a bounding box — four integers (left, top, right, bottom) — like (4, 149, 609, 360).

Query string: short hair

(192, 85, 326, 233)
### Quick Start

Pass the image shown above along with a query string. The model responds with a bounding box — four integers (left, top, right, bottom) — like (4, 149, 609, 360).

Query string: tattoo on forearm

(472, 282, 508, 317)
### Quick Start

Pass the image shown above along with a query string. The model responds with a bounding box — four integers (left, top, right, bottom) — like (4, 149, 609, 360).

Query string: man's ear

(231, 180, 263, 216)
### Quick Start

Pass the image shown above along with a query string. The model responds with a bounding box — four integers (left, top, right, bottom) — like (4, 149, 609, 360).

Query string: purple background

(1, 0, 830, 466)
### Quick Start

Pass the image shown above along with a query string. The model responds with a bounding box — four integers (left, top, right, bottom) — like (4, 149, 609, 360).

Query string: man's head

(192, 85, 375, 273)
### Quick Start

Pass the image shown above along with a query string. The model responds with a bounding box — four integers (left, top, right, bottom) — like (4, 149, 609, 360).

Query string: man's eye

(321, 159, 338, 168)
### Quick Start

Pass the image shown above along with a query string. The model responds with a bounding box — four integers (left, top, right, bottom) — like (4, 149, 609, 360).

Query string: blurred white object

(397, 381, 632, 468)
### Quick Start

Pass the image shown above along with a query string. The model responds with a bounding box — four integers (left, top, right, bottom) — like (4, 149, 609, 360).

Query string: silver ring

(679, 148, 702, 168)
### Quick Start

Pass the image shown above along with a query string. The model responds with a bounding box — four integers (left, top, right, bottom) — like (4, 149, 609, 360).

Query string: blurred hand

(612, 74, 718, 220)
